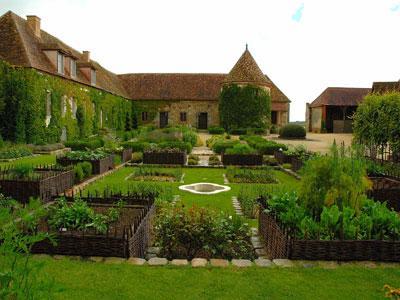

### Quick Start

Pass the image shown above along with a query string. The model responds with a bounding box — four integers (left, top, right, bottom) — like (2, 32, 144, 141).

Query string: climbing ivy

(219, 84, 271, 131)
(0, 60, 133, 144)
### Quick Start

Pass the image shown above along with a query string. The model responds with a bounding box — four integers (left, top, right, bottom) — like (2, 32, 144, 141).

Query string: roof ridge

(118, 73, 227, 76)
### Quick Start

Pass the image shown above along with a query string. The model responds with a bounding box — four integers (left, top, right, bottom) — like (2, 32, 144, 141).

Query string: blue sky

(0, 0, 399, 121)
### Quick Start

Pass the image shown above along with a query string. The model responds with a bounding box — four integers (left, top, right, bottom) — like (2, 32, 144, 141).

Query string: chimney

(27, 15, 41, 38)
(82, 51, 90, 62)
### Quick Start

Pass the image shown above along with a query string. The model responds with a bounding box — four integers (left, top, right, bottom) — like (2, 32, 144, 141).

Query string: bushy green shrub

(212, 140, 240, 154)
(219, 84, 271, 131)
(120, 141, 150, 152)
(270, 125, 278, 134)
(208, 127, 225, 134)
(225, 144, 256, 155)
(155, 204, 254, 260)
(157, 141, 192, 153)
(263, 156, 278, 166)
(73, 164, 84, 183)
(11, 164, 35, 179)
(131, 152, 143, 163)
(206, 135, 225, 148)
(240, 135, 287, 155)
(279, 124, 306, 139)
(226, 166, 276, 183)
(282, 163, 292, 169)
(237, 185, 272, 218)
(129, 167, 182, 182)
(188, 154, 200, 166)
(182, 129, 198, 147)
(80, 161, 92, 178)
(208, 155, 221, 166)
(246, 128, 266, 135)
(65, 138, 104, 151)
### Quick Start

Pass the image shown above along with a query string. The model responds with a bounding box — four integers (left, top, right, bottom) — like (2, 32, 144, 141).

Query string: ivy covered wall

(0, 60, 133, 144)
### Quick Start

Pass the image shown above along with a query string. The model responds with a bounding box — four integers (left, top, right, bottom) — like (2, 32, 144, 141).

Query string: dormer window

(91, 69, 96, 85)
(57, 52, 64, 75)
(70, 59, 77, 78)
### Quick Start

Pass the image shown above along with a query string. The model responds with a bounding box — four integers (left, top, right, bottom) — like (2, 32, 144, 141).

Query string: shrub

(208, 127, 225, 134)
(208, 155, 221, 166)
(182, 129, 198, 147)
(219, 84, 271, 131)
(64, 138, 104, 150)
(120, 141, 150, 152)
(226, 166, 276, 184)
(279, 124, 306, 139)
(11, 164, 35, 179)
(158, 141, 192, 153)
(282, 163, 292, 169)
(0, 134, 4, 148)
(73, 164, 84, 183)
(155, 204, 254, 260)
(31, 143, 65, 152)
(129, 167, 182, 182)
(113, 154, 122, 165)
(206, 135, 225, 148)
(225, 144, 256, 155)
(80, 161, 92, 178)
(247, 127, 266, 135)
(263, 156, 278, 166)
(237, 185, 272, 218)
(240, 135, 287, 155)
(212, 140, 240, 154)
(188, 154, 200, 166)
(131, 152, 143, 163)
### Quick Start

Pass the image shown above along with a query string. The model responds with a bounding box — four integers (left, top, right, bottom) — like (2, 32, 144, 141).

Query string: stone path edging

(32, 254, 400, 269)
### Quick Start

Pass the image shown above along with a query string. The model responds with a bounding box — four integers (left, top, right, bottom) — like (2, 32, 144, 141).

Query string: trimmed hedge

(279, 124, 306, 139)
(208, 127, 225, 134)
(64, 138, 104, 150)
(121, 141, 151, 152)
(212, 140, 240, 154)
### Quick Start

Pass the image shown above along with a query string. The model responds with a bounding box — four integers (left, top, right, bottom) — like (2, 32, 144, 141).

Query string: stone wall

(137, 100, 219, 128)
(311, 107, 322, 132)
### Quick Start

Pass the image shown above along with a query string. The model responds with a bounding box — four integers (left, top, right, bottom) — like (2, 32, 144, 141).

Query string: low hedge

(212, 140, 241, 154)
(65, 138, 105, 150)
(120, 141, 151, 152)
(229, 128, 247, 135)
(240, 135, 288, 155)
(279, 124, 306, 139)
(225, 144, 256, 155)
(208, 127, 225, 134)
(158, 141, 192, 154)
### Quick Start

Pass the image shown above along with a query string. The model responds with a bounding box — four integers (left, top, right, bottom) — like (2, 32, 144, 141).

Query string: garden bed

(126, 167, 182, 182)
(0, 166, 74, 203)
(274, 151, 294, 164)
(31, 196, 155, 258)
(57, 155, 114, 175)
(259, 209, 400, 261)
(222, 154, 263, 166)
(143, 151, 187, 165)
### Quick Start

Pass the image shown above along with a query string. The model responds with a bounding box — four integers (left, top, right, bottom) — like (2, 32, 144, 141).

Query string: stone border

(179, 182, 231, 195)
(32, 254, 400, 268)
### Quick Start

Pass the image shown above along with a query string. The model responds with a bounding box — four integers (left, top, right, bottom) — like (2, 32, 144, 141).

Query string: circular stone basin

(179, 183, 231, 195)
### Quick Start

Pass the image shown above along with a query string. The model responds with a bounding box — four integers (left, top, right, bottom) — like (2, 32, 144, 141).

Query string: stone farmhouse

(0, 11, 290, 130)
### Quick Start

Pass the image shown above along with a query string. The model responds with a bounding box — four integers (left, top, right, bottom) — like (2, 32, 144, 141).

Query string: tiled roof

(119, 73, 290, 103)
(371, 81, 400, 94)
(224, 49, 268, 86)
(310, 87, 371, 108)
(0, 11, 129, 98)
(118, 73, 226, 101)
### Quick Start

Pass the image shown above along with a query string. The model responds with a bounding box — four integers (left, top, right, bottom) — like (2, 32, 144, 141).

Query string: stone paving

(32, 254, 400, 268)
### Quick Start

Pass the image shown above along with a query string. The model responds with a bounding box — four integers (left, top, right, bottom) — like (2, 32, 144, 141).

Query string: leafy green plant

(208, 155, 221, 166)
(0, 145, 32, 159)
(131, 151, 143, 163)
(65, 149, 109, 160)
(48, 197, 125, 234)
(10, 164, 35, 179)
(282, 163, 292, 169)
(188, 154, 200, 166)
(155, 204, 254, 260)
(0, 196, 56, 298)
(129, 167, 182, 182)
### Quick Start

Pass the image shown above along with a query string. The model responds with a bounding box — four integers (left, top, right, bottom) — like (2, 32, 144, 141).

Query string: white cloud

(0, 0, 399, 121)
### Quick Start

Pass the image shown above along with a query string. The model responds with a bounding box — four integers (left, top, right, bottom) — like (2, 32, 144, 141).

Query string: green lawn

(34, 256, 400, 300)
(0, 154, 56, 168)
(84, 166, 299, 227)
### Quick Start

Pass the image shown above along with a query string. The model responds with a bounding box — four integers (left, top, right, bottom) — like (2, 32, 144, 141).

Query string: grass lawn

(0, 154, 56, 168)
(34, 256, 400, 300)
(84, 166, 299, 227)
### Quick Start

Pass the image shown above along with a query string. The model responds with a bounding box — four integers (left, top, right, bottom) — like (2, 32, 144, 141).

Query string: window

(180, 112, 187, 122)
(61, 95, 67, 117)
(57, 52, 64, 75)
(70, 59, 77, 78)
(91, 69, 96, 85)
(141, 111, 148, 121)
(70, 97, 77, 119)
(271, 111, 278, 125)
(45, 92, 51, 127)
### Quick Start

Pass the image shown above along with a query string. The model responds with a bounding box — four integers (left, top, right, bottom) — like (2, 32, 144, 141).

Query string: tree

(219, 84, 271, 131)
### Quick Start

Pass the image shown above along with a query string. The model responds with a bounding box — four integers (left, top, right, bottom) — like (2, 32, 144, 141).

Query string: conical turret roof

(224, 47, 268, 86)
